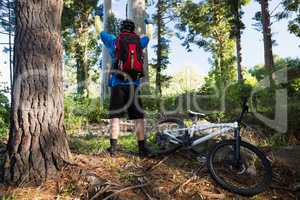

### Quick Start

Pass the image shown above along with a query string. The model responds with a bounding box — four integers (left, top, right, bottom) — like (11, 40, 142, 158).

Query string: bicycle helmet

(120, 19, 135, 33)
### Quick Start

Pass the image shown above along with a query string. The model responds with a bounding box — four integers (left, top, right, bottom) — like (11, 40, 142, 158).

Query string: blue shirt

(100, 32, 149, 87)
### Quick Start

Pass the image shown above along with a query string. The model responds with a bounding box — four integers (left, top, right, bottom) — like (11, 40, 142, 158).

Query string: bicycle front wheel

(207, 140, 272, 196)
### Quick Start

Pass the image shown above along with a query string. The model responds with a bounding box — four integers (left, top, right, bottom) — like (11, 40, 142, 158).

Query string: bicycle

(148, 98, 272, 196)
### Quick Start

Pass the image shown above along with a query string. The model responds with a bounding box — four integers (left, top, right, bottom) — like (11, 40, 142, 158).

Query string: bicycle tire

(207, 139, 272, 196)
(150, 118, 186, 156)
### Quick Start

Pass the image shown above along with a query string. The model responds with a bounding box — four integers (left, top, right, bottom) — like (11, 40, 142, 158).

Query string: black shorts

(109, 85, 144, 120)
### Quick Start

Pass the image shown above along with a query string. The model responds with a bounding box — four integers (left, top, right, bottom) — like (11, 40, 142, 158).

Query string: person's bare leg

(135, 118, 145, 141)
(108, 118, 120, 155)
(111, 118, 120, 139)
(135, 118, 150, 156)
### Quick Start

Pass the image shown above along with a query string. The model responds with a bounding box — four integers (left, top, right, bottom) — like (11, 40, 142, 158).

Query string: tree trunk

(233, 4, 243, 82)
(2, 0, 71, 186)
(260, 0, 274, 72)
(75, 40, 89, 97)
(236, 32, 243, 82)
(75, 15, 90, 98)
(100, 0, 112, 104)
(127, 0, 149, 87)
(156, 0, 162, 96)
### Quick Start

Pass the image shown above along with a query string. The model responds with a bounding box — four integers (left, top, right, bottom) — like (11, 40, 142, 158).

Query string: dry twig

(201, 191, 226, 199)
(90, 182, 149, 200)
(146, 156, 169, 171)
(138, 177, 155, 200)
(170, 166, 204, 194)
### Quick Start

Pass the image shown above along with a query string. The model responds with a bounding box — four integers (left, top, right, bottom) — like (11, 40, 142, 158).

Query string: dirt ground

(0, 148, 298, 200)
(0, 122, 299, 200)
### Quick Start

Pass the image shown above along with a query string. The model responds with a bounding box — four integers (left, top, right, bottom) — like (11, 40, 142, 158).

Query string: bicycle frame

(155, 98, 272, 195)
(162, 121, 239, 148)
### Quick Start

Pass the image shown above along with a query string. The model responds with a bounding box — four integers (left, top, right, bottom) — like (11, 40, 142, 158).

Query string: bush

(0, 85, 9, 139)
(64, 95, 109, 133)
(141, 95, 178, 113)
(224, 82, 253, 118)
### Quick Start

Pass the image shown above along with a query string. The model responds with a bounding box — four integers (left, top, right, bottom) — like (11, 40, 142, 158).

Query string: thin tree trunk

(128, 0, 149, 87)
(75, 16, 90, 98)
(236, 32, 243, 82)
(76, 43, 89, 97)
(100, 0, 112, 104)
(261, 0, 274, 72)
(156, 0, 162, 96)
(219, 50, 225, 89)
(233, 3, 243, 82)
(3, 0, 71, 186)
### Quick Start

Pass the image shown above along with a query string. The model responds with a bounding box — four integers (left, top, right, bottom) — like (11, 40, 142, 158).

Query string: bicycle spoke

(208, 140, 272, 195)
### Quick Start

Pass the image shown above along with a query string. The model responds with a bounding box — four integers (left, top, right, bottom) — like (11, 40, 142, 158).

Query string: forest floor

(0, 125, 299, 200)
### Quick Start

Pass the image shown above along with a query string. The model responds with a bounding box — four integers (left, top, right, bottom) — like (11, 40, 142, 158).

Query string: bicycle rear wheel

(147, 118, 186, 155)
(207, 140, 272, 196)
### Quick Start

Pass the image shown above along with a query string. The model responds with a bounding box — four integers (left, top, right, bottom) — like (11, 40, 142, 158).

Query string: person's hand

(144, 18, 154, 39)
(95, 4, 104, 35)
(96, 4, 104, 17)
(95, 15, 102, 35)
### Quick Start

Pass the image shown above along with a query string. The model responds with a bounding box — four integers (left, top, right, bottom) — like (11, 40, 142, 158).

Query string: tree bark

(75, 13, 90, 98)
(76, 42, 89, 97)
(156, 0, 162, 96)
(236, 31, 243, 82)
(100, 0, 112, 104)
(2, 0, 71, 186)
(260, 0, 274, 72)
(233, 3, 243, 82)
(127, 0, 149, 87)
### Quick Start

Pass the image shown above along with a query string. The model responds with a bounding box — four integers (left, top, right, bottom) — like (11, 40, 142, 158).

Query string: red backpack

(115, 32, 144, 80)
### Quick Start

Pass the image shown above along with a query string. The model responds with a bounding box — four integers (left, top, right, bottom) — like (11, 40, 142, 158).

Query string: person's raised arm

(144, 18, 154, 40)
(95, 4, 116, 49)
(95, 4, 104, 35)
(140, 36, 149, 49)
(140, 18, 153, 49)
(100, 32, 116, 49)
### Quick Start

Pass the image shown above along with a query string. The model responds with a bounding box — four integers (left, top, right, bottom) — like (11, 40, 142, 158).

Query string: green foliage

(195, 55, 300, 139)
(225, 82, 253, 116)
(64, 95, 108, 133)
(62, 0, 101, 97)
(268, 133, 289, 149)
(0, 0, 15, 33)
(226, 0, 251, 37)
(0, 0, 15, 61)
(57, 181, 77, 197)
(69, 134, 137, 155)
(163, 67, 203, 95)
(0, 82, 9, 140)
(151, 0, 181, 94)
(141, 96, 159, 112)
(177, 0, 236, 89)
(140, 94, 178, 114)
(249, 57, 300, 95)
(70, 136, 108, 154)
(1, 195, 16, 200)
(107, 14, 121, 36)
(276, 0, 300, 38)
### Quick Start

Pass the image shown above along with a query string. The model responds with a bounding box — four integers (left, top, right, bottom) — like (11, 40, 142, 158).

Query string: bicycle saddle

(188, 110, 206, 117)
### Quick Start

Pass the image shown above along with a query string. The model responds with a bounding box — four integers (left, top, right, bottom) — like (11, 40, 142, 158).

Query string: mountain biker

(96, 14, 152, 157)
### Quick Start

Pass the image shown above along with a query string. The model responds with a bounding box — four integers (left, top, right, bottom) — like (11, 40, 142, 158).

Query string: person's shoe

(106, 139, 119, 156)
(106, 146, 116, 156)
(138, 146, 152, 158)
(106, 143, 123, 156)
